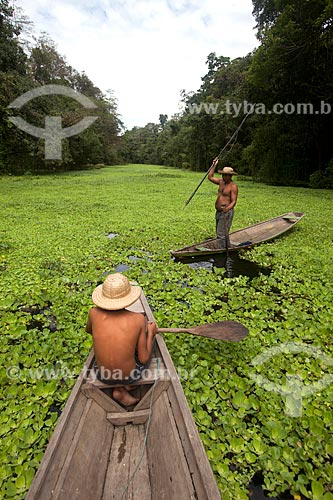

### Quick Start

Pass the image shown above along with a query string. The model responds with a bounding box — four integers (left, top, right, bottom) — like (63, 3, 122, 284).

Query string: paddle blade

(193, 321, 248, 341)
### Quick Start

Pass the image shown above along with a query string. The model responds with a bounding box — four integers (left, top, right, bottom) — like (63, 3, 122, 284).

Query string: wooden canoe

(26, 292, 221, 500)
(171, 212, 304, 259)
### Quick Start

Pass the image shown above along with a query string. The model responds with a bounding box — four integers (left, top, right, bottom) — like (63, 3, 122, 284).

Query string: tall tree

(0, 0, 27, 73)
(0, 0, 30, 173)
(247, 0, 333, 183)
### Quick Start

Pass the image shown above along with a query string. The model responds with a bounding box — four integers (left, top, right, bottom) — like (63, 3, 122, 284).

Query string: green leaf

(263, 421, 287, 442)
(5, 482, 17, 497)
(24, 467, 36, 487)
(232, 391, 247, 409)
(209, 430, 217, 440)
(215, 462, 230, 477)
(311, 480, 325, 500)
(229, 437, 244, 454)
(15, 475, 25, 489)
(22, 428, 36, 445)
(326, 442, 333, 457)
(251, 437, 266, 455)
(244, 452, 257, 463)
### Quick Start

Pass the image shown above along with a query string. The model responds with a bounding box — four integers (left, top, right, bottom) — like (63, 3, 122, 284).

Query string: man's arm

(208, 157, 220, 185)
(136, 321, 157, 364)
(86, 309, 93, 334)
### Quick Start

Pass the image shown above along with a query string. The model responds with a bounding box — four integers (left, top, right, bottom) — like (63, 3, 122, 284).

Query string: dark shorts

(93, 341, 155, 386)
(94, 359, 146, 385)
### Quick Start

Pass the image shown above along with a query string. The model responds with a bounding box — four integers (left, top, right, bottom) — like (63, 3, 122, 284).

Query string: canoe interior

(26, 295, 221, 500)
(172, 212, 304, 257)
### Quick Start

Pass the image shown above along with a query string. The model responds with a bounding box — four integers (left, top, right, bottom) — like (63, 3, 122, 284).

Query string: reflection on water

(249, 485, 278, 500)
(176, 253, 271, 279)
(106, 245, 270, 280)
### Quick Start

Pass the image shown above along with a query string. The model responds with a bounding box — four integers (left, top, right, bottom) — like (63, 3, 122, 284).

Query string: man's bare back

(86, 308, 142, 376)
(86, 307, 156, 378)
(86, 273, 157, 406)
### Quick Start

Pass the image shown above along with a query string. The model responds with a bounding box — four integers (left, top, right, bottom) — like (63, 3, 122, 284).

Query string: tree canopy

(120, 0, 333, 187)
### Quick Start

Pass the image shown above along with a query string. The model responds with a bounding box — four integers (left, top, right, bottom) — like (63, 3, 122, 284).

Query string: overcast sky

(16, 0, 259, 129)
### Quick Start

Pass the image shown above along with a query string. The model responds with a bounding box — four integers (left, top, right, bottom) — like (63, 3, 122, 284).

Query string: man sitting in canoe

(208, 158, 238, 248)
(86, 273, 157, 407)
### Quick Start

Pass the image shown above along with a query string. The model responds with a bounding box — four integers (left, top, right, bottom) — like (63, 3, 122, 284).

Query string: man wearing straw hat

(86, 273, 157, 407)
(208, 157, 238, 248)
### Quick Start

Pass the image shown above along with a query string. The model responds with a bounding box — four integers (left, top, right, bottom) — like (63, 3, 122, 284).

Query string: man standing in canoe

(86, 273, 157, 407)
(208, 157, 238, 248)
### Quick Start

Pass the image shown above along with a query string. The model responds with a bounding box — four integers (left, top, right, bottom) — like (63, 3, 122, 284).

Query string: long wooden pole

(223, 210, 229, 256)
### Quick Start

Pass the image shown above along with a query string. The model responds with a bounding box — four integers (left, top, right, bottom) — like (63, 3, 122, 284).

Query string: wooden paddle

(158, 320, 248, 342)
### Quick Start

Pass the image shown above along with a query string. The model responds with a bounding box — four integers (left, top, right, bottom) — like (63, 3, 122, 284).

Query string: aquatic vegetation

(0, 165, 332, 499)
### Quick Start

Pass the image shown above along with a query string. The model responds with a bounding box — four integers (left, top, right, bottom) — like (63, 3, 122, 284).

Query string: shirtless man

(208, 157, 238, 248)
(86, 273, 157, 406)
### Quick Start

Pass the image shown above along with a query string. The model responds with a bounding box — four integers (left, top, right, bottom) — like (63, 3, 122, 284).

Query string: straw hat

(92, 273, 142, 310)
(218, 166, 238, 175)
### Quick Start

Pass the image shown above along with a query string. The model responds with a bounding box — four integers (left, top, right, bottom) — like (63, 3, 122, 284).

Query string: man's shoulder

(127, 310, 146, 324)
(89, 306, 99, 315)
(89, 306, 110, 318)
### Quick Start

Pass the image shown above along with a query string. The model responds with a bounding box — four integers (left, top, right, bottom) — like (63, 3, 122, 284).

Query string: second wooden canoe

(171, 212, 304, 259)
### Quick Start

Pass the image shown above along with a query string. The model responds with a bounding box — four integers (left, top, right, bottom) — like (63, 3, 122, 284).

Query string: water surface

(175, 253, 271, 279)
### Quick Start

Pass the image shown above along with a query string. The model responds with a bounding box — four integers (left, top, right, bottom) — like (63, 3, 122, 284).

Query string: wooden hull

(171, 212, 304, 259)
(26, 293, 221, 500)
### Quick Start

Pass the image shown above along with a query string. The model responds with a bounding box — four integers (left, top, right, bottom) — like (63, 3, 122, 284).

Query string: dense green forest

(1, 0, 332, 185)
(121, 0, 333, 187)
